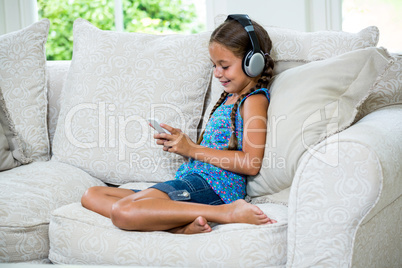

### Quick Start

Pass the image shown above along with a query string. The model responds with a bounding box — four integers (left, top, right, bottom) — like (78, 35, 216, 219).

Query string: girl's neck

(224, 81, 257, 105)
(224, 94, 236, 105)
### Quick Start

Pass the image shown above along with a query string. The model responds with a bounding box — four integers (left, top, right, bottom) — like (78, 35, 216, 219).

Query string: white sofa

(0, 17, 401, 267)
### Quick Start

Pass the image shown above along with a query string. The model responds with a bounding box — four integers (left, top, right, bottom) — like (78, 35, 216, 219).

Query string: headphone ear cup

(243, 50, 265, 77)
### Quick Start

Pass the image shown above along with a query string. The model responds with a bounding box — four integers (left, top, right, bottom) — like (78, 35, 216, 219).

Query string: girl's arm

(154, 94, 269, 176)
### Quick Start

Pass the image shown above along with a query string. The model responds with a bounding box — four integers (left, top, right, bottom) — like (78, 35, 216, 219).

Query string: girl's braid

(197, 91, 229, 144)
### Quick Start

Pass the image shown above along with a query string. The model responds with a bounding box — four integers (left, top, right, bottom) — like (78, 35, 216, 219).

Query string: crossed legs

(81, 186, 276, 234)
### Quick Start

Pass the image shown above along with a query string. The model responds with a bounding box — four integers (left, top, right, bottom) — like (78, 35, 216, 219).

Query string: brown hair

(197, 18, 275, 150)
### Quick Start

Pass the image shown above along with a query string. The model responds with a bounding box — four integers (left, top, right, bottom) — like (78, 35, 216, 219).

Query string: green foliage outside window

(38, 0, 204, 60)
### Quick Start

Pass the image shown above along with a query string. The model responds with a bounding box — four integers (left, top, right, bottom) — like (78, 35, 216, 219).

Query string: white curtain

(0, 0, 38, 35)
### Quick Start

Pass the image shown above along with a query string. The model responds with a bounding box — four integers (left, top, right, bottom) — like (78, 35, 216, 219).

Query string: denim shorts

(146, 173, 224, 205)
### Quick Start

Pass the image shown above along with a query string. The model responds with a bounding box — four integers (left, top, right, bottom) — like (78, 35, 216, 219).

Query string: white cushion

(52, 19, 212, 185)
(0, 19, 50, 161)
(357, 53, 402, 120)
(247, 47, 393, 197)
(0, 161, 105, 263)
(49, 202, 288, 266)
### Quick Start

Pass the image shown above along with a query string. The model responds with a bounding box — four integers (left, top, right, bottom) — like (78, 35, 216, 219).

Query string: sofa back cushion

(46, 60, 71, 152)
(0, 19, 50, 161)
(52, 19, 212, 185)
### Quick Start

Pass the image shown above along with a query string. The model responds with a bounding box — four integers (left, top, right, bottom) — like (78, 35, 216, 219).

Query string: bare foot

(228, 199, 277, 225)
(168, 216, 212, 234)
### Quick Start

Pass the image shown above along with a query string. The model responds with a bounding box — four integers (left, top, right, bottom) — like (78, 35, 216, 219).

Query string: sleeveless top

(175, 88, 270, 203)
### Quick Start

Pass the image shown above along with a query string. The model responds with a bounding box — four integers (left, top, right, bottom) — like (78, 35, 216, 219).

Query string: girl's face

(209, 42, 257, 96)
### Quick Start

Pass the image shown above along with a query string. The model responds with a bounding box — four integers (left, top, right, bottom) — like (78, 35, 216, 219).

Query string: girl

(81, 15, 276, 234)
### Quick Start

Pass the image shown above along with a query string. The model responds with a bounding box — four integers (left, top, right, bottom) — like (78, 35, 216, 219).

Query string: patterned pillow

(269, 25, 379, 75)
(247, 47, 393, 197)
(0, 19, 50, 161)
(52, 19, 212, 185)
(356, 53, 402, 121)
(267, 25, 379, 62)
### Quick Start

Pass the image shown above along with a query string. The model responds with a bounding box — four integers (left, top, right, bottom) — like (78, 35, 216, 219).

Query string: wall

(205, 0, 342, 32)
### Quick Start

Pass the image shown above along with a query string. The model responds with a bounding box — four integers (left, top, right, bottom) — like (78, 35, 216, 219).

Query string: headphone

(225, 14, 265, 77)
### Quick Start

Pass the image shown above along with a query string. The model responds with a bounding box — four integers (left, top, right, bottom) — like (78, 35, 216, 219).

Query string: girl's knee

(81, 186, 103, 209)
(110, 200, 135, 230)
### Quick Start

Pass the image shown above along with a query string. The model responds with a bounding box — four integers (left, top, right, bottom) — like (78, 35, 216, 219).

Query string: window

(342, 0, 402, 53)
(37, 0, 206, 60)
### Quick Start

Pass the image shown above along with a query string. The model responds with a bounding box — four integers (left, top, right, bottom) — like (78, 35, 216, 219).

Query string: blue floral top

(175, 88, 270, 204)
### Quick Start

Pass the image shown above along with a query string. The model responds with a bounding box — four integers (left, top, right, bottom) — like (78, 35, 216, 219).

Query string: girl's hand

(153, 123, 196, 158)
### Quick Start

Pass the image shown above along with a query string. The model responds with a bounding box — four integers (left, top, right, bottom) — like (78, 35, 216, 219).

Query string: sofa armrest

(286, 104, 402, 267)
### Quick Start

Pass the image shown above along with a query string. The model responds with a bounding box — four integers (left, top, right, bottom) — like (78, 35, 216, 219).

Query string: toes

(254, 207, 266, 216)
(196, 216, 207, 226)
(252, 206, 277, 224)
(203, 224, 212, 232)
(262, 217, 277, 224)
(195, 216, 212, 233)
(268, 218, 277, 224)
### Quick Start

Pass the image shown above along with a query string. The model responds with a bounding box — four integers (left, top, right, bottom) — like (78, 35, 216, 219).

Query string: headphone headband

(225, 14, 265, 77)
(226, 14, 261, 54)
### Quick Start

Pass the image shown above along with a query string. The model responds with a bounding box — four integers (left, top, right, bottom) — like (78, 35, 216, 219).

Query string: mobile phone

(148, 119, 170, 134)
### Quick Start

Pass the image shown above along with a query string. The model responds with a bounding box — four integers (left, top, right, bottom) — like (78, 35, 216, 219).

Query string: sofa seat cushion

(0, 161, 105, 263)
(49, 202, 288, 266)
